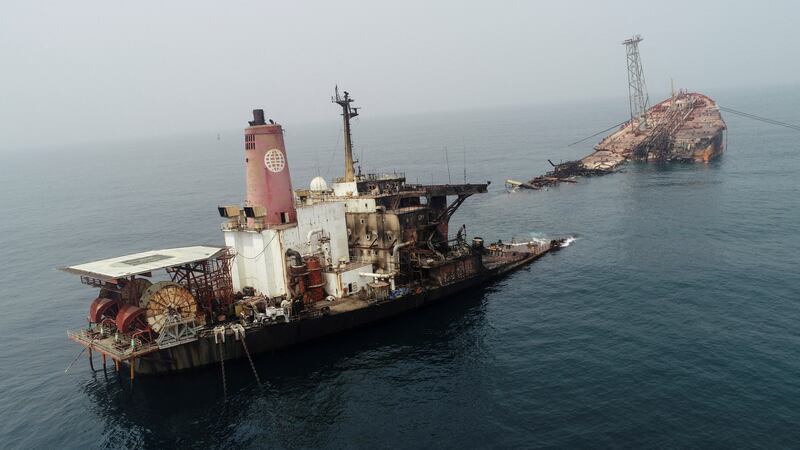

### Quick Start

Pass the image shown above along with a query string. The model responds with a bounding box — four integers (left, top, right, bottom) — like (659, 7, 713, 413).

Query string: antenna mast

(462, 139, 467, 183)
(332, 86, 359, 182)
(444, 147, 452, 184)
(622, 35, 650, 130)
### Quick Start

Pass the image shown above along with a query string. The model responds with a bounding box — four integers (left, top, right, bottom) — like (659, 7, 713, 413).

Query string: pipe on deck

(306, 228, 324, 254)
(285, 248, 303, 266)
(389, 240, 413, 272)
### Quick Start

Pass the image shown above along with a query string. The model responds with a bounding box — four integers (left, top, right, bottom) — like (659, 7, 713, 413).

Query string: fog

(1, 0, 797, 151)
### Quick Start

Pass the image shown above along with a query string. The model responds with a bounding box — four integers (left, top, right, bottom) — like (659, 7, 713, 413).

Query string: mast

(622, 35, 650, 130)
(332, 86, 359, 182)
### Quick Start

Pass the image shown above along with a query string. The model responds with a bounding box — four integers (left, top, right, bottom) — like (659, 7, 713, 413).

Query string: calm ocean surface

(1, 86, 799, 449)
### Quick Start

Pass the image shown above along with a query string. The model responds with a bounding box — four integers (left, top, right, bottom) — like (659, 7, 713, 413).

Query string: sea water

(0, 85, 798, 448)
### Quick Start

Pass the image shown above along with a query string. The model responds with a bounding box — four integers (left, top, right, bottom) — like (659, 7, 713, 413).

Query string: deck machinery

(63, 89, 567, 378)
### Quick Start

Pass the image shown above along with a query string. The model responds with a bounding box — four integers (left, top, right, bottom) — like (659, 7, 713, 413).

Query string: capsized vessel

(64, 89, 568, 377)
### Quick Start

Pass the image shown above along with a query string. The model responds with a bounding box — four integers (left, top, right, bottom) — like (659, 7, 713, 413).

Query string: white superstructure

(223, 201, 353, 298)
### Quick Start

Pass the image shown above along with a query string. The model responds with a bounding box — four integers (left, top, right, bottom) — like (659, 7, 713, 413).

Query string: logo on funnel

(264, 148, 286, 173)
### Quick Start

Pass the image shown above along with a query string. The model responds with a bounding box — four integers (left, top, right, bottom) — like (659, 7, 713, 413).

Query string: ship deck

(68, 328, 160, 363)
(482, 240, 556, 270)
(65, 236, 566, 377)
(321, 296, 371, 313)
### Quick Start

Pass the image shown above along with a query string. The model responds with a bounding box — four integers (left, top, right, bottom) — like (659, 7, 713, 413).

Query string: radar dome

(310, 176, 328, 191)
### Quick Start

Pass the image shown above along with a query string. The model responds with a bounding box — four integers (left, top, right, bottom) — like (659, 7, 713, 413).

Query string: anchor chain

(214, 326, 227, 399)
(231, 324, 262, 389)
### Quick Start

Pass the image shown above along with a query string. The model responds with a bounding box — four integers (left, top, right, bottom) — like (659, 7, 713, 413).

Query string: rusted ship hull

(123, 241, 564, 375)
(515, 37, 729, 189)
(587, 92, 727, 169)
(512, 92, 728, 190)
(682, 127, 724, 163)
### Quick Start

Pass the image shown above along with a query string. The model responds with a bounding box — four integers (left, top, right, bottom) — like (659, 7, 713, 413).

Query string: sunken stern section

(63, 90, 568, 378)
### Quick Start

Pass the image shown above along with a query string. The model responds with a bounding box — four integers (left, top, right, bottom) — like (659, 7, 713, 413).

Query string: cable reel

(140, 281, 199, 335)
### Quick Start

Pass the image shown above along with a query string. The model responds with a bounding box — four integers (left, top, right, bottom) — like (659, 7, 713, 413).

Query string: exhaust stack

(243, 110, 296, 226)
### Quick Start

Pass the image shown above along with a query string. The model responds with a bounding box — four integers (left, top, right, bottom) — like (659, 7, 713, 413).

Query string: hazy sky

(1, 0, 797, 151)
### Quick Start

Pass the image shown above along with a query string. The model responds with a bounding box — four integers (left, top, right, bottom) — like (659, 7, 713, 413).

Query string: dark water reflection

(84, 287, 494, 448)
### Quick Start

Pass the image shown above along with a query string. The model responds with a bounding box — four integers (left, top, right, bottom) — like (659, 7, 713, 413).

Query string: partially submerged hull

(586, 92, 727, 169)
(512, 92, 727, 190)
